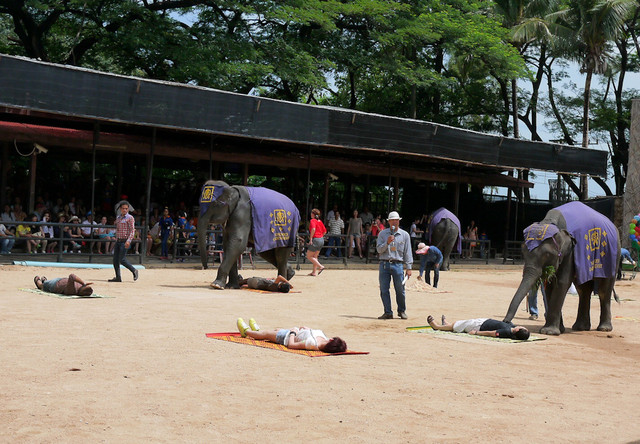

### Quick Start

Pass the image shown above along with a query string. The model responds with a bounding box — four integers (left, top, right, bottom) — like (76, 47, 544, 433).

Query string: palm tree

(550, 0, 635, 198)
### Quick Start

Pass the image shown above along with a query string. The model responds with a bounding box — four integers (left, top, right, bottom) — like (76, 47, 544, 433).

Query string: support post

(143, 128, 156, 262)
(28, 152, 36, 214)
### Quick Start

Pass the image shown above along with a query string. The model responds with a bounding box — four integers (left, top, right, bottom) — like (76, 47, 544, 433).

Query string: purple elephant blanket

(523, 223, 560, 252)
(247, 187, 300, 254)
(428, 207, 462, 254)
(557, 202, 618, 285)
(524, 202, 618, 285)
(199, 183, 226, 216)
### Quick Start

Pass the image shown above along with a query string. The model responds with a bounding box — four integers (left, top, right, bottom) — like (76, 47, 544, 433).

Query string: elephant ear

(554, 230, 575, 263)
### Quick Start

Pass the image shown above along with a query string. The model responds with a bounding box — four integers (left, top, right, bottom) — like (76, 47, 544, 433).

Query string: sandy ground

(1, 261, 639, 443)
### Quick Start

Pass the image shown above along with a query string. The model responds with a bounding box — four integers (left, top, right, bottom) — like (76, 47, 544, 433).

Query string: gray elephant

(197, 180, 300, 289)
(504, 201, 619, 335)
(426, 207, 462, 271)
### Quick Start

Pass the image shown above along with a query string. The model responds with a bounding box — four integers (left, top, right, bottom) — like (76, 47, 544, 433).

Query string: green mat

(20, 288, 113, 299)
(406, 326, 546, 342)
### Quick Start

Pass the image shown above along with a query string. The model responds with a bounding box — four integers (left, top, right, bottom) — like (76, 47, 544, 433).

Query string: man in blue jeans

(416, 243, 443, 288)
(376, 211, 413, 319)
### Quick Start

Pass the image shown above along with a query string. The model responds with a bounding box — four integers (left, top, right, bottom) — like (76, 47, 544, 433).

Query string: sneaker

(249, 318, 260, 331)
(398, 312, 408, 320)
(237, 318, 250, 337)
(133, 269, 139, 281)
(378, 313, 393, 319)
(529, 314, 538, 320)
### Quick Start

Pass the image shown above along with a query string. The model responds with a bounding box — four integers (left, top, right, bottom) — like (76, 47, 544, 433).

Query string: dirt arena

(1, 262, 639, 443)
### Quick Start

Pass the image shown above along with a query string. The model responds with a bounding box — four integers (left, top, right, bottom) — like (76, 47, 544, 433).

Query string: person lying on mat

(238, 275, 292, 293)
(34, 274, 94, 296)
(426, 314, 530, 340)
(236, 318, 347, 353)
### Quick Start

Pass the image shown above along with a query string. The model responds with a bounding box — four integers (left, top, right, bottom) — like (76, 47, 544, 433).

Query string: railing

(0, 220, 144, 264)
(502, 240, 523, 264)
(450, 239, 491, 264)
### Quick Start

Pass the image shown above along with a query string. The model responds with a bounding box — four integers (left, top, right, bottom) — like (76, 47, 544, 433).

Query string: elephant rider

(238, 275, 292, 293)
(427, 315, 530, 340)
(34, 274, 94, 296)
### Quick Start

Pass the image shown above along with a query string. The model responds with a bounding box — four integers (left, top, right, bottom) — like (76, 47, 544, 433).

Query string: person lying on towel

(426, 314, 530, 340)
(34, 274, 94, 296)
(238, 275, 292, 293)
(236, 318, 347, 353)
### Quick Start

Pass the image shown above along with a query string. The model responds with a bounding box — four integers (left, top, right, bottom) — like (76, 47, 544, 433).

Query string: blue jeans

(379, 261, 406, 315)
(161, 231, 171, 257)
(324, 235, 342, 258)
(113, 240, 136, 279)
(1, 238, 15, 253)
(419, 256, 440, 288)
(528, 285, 547, 317)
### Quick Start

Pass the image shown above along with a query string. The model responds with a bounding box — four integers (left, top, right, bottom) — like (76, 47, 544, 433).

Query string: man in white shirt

(324, 211, 345, 258)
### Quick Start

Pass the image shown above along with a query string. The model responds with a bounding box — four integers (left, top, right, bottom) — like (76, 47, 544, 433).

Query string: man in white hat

(375, 211, 413, 319)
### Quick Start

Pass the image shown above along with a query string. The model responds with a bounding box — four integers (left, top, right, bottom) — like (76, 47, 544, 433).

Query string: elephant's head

(503, 226, 575, 322)
(197, 180, 240, 269)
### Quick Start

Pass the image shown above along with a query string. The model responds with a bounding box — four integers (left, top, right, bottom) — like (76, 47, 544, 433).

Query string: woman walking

(109, 200, 139, 282)
(306, 208, 326, 276)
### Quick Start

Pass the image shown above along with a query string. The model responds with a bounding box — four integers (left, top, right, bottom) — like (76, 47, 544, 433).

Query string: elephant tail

(613, 287, 620, 304)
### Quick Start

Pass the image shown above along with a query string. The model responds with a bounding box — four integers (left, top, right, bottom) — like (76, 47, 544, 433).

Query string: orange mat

(206, 333, 369, 357)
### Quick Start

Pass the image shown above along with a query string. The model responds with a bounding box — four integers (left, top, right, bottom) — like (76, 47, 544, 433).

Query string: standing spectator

(109, 200, 138, 282)
(410, 217, 423, 249)
(325, 204, 339, 226)
(324, 210, 344, 258)
(81, 211, 98, 253)
(360, 206, 374, 227)
(41, 211, 56, 253)
(370, 217, 384, 237)
(347, 209, 364, 259)
(376, 211, 412, 319)
(306, 208, 327, 276)
(416, 243, 443, 288)
(465, 220, 478, 259)
(0, 222, 15, 254)
(158, 207, 174, 259)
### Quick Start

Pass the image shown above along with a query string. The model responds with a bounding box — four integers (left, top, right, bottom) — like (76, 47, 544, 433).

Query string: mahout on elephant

(425, 207, 461, 271)
(197, 180, 300, 289)
(503, 201, 620, 335)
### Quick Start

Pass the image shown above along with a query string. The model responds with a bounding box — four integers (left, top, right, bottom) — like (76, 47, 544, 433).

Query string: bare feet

(427, 315, 435, 327)
(441, 315, 446, 325)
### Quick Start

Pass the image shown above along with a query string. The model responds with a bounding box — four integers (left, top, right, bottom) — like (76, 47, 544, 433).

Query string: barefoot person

(427, 315, 530, 340)
(236, 318, 347, 353)
(34, 274, 94, 297)
(238, 275, 293, 293)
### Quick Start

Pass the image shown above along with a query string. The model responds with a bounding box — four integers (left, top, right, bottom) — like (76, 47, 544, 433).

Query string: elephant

(426, 207, 462, 271)
(197, 180, 300, 289)
(503, 201, 620, 335)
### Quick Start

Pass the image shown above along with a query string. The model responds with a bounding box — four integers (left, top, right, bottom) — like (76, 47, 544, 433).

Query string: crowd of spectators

(0, 195, 198, 258)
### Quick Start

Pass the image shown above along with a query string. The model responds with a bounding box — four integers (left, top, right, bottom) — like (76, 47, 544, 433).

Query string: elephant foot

(596, 322, 613, 332)
(225, 282, 240, 289)
(441, 266, 449, 271)
(540, 325, 562, 336)
(210, 281, 225, 290)
(286, 267, 295, 281)
(571, 321, 591, 331)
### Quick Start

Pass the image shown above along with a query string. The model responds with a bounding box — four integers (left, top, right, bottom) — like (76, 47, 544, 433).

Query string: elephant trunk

(198, 219, 209, 269)
(503, 266, 541, 322)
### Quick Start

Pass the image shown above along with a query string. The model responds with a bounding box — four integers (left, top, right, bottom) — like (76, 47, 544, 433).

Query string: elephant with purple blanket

(504, 201, 620, 335)
(426, 207, 462, 271)
(198, 180, 300, 289)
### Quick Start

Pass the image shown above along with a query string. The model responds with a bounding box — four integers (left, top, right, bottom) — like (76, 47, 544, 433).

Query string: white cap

(387, 211, 401, 220)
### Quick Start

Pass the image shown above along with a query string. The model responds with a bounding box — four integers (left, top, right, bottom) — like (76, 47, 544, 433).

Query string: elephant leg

(572, 281, 594, 331)
(595, 278, 615, 332)
(259, 248, 295, 280)
(540, 278, 571, 335)
(211, 232, 247, 290)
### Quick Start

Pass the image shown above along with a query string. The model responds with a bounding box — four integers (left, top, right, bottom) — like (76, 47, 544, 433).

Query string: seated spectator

(0, 222, 15, 254)
(41, 211, 56, 253)
(16, 214, 39, 254)
(67, 216, 84, 252)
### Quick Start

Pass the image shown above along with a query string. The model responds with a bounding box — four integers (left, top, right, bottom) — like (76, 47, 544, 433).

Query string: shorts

(42, 278, 61, 293)
(275, 329, 290, 345)
(351, 233, 361, 238)
(308, 237, 324, 252)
